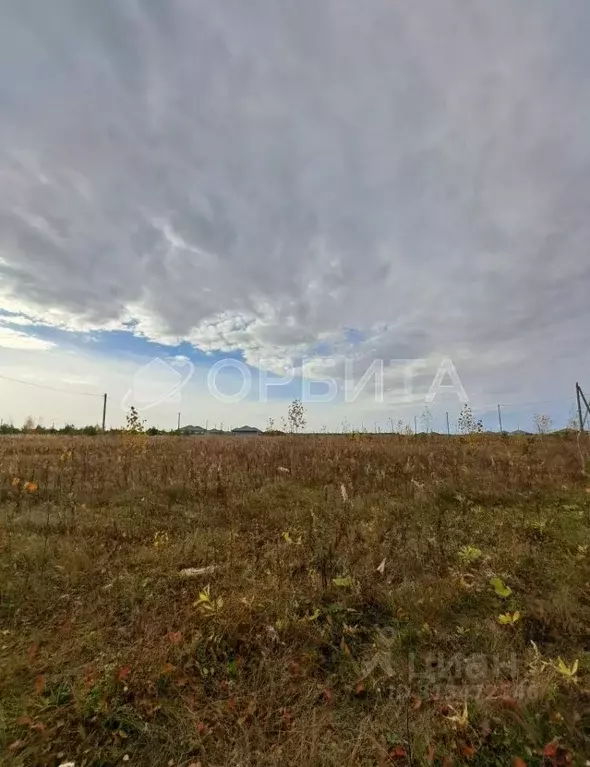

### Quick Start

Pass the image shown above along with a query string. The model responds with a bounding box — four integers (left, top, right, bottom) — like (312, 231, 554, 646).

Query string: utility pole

(497, 403, 503, 433)
(445, 411, 450, 436)
(102, 393, 107, 432)
(576, 382, 590, 432)
(414, 415, 418, 434)
(177, 412, 181, 431)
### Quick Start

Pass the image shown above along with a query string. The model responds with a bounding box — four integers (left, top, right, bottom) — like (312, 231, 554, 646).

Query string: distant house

(179, 425, 207, 435)
(231, 425, 262, 436)
(207, 428, 225, 435)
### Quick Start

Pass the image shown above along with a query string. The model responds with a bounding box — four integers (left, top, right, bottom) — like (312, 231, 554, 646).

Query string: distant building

(207, 428, 225, 435)
(179, 425, 207, 435)
(231, 425, 262, 436)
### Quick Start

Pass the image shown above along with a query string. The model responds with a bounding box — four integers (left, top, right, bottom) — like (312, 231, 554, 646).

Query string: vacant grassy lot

(1, 433, 589, 766)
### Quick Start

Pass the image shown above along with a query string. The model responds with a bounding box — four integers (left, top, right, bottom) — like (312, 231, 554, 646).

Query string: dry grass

(1, 433, 589, 766)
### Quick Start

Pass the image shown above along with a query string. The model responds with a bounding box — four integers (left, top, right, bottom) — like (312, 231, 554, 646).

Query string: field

(1, 433, 590, 766)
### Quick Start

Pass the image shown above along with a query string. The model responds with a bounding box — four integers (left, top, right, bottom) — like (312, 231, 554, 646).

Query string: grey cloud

(1, 0, 590, 401)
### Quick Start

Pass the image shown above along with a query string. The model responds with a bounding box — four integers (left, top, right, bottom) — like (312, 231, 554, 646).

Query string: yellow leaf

(332, 576, 353, 588)
(490, 576, 512, 598)
(498, 611, 520, 625)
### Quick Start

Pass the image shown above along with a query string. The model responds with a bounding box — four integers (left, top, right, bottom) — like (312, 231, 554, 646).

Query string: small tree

(287, 399, 306, 433)
(420, 406, 433, 434)
(533, 412, 552, 435)
(22, 415, 35, 432)
(266, 417, 275, 433)
(457, 404, 483, 435)
(125, 405, 145, 433)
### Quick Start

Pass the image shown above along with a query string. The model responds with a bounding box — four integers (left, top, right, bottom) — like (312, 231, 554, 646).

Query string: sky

(0, 0, 589, 432)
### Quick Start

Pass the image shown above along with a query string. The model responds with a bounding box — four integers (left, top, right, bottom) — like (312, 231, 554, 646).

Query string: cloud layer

(1, 0, 590, 407)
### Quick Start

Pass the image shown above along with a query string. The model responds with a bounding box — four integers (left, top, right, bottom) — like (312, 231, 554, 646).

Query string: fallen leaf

(117, 665, 131, 681)
(512, 758, 527, 767)
(391, 746, 406, 759)
(426, 744, 436, 763)
(17, 715, 33, 726)
(411, 695, 422, 710)
(167, 631, 182, 645)
(332, 576, 353, 588)
(498, 696, 519, 710)
(31, 722, 46, 732)
(377, 558, 386, 575)
(28, 643, 38, 664)
(490, 576, 512, 598)
(161, 662, 176, 674)
(461, 742, 476, 757)
(34, 675, 45, 695)
(354, 681, 366, 696)
(322, 687, 333, 702)
(544, 742, 558, 758)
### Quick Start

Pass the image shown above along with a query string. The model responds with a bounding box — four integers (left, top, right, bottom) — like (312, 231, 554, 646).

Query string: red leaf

(16, 715, 33, 726)
(196, 721, 209, 734)
(461, 742, 476, 757)
(281, 707, 292, 725)
(512, 758, 527, 767)
(354, 681, 366, 696)
(161, 662, 175, 674)
(322, 687, 333, 703)
(411, 695, 422, 710)
(391, 746, 406, 759)
(84, 666, 95, 688)
(544, 742, 558, 758)
(167, 631, 182, 645)
(27, 643, 38, 664)
(34, 675, 45, 695)
(117, 665, 131, 681)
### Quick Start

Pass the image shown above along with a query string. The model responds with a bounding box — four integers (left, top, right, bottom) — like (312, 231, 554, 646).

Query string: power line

(0, 372, 103, 398)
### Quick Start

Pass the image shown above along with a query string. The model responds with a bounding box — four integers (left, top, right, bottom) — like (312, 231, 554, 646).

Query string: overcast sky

(0, 0, 589, 431)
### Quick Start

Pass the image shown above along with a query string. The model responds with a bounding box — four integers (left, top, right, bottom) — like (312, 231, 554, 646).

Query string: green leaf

(490, 576, 512, 598)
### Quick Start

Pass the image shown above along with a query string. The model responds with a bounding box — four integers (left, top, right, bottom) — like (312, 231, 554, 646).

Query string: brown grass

(1, 433, 589, 766)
